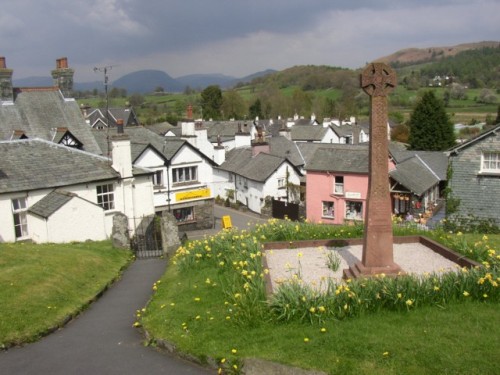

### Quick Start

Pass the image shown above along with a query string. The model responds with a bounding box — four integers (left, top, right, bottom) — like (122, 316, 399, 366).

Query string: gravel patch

(265, 243, 461, 293)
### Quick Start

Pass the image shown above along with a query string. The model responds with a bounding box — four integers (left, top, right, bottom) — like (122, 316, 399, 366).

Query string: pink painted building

(305, 145, 369, 224)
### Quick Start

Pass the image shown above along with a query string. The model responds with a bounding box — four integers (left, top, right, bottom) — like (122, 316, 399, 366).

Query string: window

(153, 170, 163, 187)
(482, 152, 500, 172)
(345, 201, 363, 220)
(322, 201, 334, 218)
(173, 207, 194, 223)
(334, 176, 344, 194)
(12, 198, 28, 239)
(97, 184, 115, 210)
(277, 177, 285, 188)
(172, 166, 197, 184)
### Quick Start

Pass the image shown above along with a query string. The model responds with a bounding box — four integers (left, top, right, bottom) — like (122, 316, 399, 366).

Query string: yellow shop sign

(176, 188, 211, 201)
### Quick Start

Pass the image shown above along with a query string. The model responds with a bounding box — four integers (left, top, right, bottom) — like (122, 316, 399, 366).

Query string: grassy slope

(143, 232, 500, 375)
(0, 241, 132, 346)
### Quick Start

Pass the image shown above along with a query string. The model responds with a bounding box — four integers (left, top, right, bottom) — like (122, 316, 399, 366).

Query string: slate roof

(92, 126, 182, 160)
(91, 126, 215, 165)
(305, 145, 369, 174)
(267, 136, 305, 168)
(389, 156, 440, 196)
(85, 107, 140, 128)
(0, 139, 122, 194)
(291, 125, 328, 141)
(145, 122, 176, 136)
(217, 148, 296, 182)
(28, 190, 79, 218)
(389, 145, 448, 181)
(204, 121, 253, 142)
(0, 88, 102, 154)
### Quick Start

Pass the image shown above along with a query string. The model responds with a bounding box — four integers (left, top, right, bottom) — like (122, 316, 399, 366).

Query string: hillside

(375, 41, 500, 67)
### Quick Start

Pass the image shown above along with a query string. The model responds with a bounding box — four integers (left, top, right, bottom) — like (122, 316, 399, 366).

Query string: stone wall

(175, 199, 215, 231)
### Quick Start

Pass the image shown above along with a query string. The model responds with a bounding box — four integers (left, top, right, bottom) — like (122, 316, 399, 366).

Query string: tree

(221, 89, 246, 119)
(249, 98, 263, 120)
(128, 93, 144, 107)
(408, 91, 455, 151)
(201, 85, 223, 120)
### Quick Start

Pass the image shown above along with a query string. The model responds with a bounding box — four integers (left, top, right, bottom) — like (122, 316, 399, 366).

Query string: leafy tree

(496, 104, 500, 124)
(408, 91, 455, 150)
(249, 98, 263, 119)
(201, 85, 223, 120)
(128, 93, 144, 107)
(221, 90, 246, 119)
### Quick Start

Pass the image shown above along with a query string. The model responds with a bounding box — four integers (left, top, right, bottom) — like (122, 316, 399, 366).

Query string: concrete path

(0, 259, 213, 375)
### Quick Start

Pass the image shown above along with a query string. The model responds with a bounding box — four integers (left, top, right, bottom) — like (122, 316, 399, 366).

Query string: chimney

(0, 56, 14, 101)
(187, 104, 193, 120)
(116, 118, 124, 134)
(51, 57, 74, 98)
(111, 131, 133, 179)
(251, 125, 270, 156)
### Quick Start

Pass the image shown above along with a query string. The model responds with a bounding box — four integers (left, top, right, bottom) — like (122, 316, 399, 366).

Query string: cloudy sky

(1, 0, 499, 83)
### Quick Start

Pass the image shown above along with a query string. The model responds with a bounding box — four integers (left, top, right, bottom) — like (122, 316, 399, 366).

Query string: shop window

(345, 201, 363, 220)
(322, 201, 334, 218)
(334, 176, 344, 194)
(173, 207, 194, 223)
(172, 166, 198, 184)
(96, 183, 115, 210)
(12, 197, 28, 239)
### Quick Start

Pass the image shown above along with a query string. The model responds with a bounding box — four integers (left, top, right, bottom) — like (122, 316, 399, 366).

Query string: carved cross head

(360, 63, 397, 97)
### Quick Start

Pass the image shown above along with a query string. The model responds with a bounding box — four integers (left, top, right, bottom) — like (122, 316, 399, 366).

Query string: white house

(0, 137, 155, 243)
(92, 126, 217, 231)
(213, 140, 302, 214)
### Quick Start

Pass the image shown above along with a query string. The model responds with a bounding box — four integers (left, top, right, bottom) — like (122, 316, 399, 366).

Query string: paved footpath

(0, 258, 213, 375)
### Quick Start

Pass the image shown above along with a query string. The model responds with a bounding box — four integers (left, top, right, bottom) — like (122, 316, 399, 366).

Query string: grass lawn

(0, 241, 132, 347)
(142, 223, 500, 375)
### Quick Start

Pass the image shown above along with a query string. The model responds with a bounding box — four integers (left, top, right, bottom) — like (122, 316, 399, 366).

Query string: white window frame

(172, 166, 198, 184)
(97, 183, 115, 211)
(277, 177, 285, 188)
(481, 151, 500, 173)
(334, 176, 344, 195)
(153, 170, 164, 188)
(345, 200, 363, 221)
(11, 197, 29, 239)
(322, 201, 334, 218)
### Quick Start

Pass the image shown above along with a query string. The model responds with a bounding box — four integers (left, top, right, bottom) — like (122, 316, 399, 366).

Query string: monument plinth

(344, 63, 403, 279)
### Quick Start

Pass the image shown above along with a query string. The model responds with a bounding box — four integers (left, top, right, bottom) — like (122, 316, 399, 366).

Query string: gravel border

(265, 243, 461, 293)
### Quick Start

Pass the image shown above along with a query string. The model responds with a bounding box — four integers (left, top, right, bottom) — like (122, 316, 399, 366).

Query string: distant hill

(112, 70, 184, 93)
(374, 41, 500, 67)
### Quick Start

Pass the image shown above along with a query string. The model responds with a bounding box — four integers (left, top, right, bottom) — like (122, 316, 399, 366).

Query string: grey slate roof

(389, 145, 448, 181)
(0, 139, 121, 194)
(28, 190, 79, 218)
(305, 145, 369, 173)
(291, 125, 328, 141)
(389, 156, 440, 196)
(0, 88, 102, 155)
(85, 107, 140, 128)
(217, 148, 295, 182)
(267, 136, 305, 168)
(91, 126, 186, 161)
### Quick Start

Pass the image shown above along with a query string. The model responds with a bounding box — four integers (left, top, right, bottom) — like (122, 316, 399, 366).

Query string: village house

(91, 125, 217, 231)
(305, 145, 369, 224)
(213, 134, 302, 214)
(0, 137, 155, 243)
(81, 105, 140, 129)
(447, 124, 500, 226)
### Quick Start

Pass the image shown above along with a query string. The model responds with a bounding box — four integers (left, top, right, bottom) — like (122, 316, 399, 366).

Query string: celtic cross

(360, 63, 397, 97)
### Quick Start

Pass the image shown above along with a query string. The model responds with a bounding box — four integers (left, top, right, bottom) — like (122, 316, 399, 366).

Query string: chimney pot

(187, 105, 193, 120)
(116, 119, 124, 134)
(0, 57, 6, 69)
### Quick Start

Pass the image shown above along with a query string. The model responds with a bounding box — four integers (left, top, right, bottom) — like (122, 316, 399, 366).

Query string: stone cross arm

(360, 63, 397, 97)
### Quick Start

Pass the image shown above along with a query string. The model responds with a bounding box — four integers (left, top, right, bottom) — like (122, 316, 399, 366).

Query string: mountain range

(12, 69, 276, 94)
(11, 41, 498, 94)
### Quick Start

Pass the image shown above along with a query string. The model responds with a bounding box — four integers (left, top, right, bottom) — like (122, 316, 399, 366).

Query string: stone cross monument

(345, 63, 402, 278)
